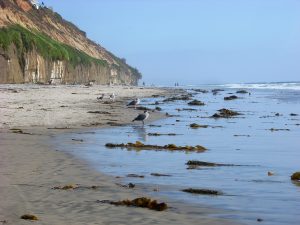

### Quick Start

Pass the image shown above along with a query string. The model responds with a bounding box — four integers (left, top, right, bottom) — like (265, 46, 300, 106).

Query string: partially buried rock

(291, 172, 300, 181)
(20, 214, 38, 221)
(188, 100, 205, 106)
(182, 188, 222, 195)
(224, 95, 238, 100)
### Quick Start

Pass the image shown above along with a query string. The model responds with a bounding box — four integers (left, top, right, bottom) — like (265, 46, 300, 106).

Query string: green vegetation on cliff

(0, 25, 108, 67)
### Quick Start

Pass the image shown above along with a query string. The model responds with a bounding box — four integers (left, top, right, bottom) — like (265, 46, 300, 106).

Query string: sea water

(55, 83, 300, 225)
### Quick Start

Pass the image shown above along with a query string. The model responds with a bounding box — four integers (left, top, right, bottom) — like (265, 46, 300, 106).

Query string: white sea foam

(216, 82, 300, 90)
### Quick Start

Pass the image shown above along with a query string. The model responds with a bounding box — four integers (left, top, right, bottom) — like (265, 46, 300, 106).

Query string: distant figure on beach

(127, 98, 140, 109)
(132, 110, 149, 125)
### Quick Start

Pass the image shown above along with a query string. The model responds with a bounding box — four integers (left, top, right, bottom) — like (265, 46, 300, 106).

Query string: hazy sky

(43, 0, 300, 85)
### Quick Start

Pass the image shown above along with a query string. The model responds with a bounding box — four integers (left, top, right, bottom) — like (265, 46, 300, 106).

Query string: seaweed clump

(20, 214, 38, 221)
(189, 123, 208, 129)
(291, 172, 300, 181)
(188, 100, 205, 106)
(100, 197, 168, 211)
(211, 108, 241, 118)
(182, 188, 222, 195)
(163, 95, 192, 102)
(105, 141, 206, 152)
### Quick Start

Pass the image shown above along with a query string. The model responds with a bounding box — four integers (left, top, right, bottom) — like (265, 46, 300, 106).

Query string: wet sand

(0, 84, 238, 225)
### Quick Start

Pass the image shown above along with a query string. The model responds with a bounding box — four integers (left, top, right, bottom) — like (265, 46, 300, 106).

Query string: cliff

(0, 0, 141, 85)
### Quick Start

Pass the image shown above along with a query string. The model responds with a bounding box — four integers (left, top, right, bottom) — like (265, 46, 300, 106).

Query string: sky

(43, 0, 300, 85)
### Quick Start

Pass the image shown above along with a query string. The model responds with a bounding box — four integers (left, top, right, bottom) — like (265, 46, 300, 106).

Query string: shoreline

(0, 84, 240, 225)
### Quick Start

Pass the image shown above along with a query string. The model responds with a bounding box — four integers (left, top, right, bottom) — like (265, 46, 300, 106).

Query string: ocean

(54, 82, 300, 225)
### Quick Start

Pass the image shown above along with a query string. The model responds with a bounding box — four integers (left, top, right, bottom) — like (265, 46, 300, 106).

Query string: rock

(187, 100, 205, 106)
(224, 95, 238, 100)
(20, 214, 38, 221)
(257, 218, 263, 222)
(290, 113, 298, 116)
(236, 90, 248, 94)
(291, 172, 300, 181)
(182, 188, 222, 195)
(211, 108, 241, 118)
(127, 174, 145, 178)
(155, 106, 162, 111)
(150, 173, 172, 177)
(192, 89, 208, 93)
(163, 95, 192, 102)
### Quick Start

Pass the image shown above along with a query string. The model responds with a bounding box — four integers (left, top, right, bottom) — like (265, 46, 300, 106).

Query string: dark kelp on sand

(105, 141, 207, 152)
(98, 197, 168, 211)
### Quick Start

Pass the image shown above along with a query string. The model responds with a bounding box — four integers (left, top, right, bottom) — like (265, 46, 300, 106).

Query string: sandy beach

(0, 84, 238, 225)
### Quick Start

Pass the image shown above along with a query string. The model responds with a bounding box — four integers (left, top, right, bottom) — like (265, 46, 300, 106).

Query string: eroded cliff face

(0, 0, 141, 85)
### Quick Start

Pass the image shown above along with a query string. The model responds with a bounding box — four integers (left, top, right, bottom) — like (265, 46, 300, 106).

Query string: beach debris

(291, 172, 300, 181)
(150, 173, 172, 177)
(147, 133, 178, 136)
(20, 214, 38, 221)
(188, 100, 205, 106)
(182, 188, 222, 195)
(236, 90, 248, 94)
(268, 171, 275, 176)
(87, 111, 111, 114)
(224, 95, 238, 100)
(233, 134, 250, 137)
(189, 123, 208, 128)
(98, 197, 168, 211)
(290, 113, 298, 116)
(71, 138, 84, 142)
(52, 184, 99, 190)
(186, 160, 236, 169)
(163, 95, 192, 102)
(132, 111, 149, 125)
(105, 141, 207, 152)
(268, 128, 290, 132)
(10, 128, 32, 135)
(127, 174, 145, 178)
(211, 108, 241, 118)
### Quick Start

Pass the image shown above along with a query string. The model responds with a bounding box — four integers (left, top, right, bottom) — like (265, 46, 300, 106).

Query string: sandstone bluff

(0, 0, 141, 85)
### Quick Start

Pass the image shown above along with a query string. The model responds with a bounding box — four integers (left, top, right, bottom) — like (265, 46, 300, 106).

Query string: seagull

(97, 93, 105, 100)
(132, 111, 149, 125)
(109, 93, 115, 101)
(127, 98, 140, 108)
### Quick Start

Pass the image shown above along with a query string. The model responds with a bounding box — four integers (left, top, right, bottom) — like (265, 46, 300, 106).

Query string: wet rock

(182, 188, 222, 195)
(136, 106, 152, 111)
(163, 95, 192, 102)
(224, 95, 238, 100)
(236, 90, 248, 94)
(155, 106, 162, 111)
(176, 108, 197, 112)
(257, 218, 263, 222)
(105, 141, 207, 152)
(291, 172, 300, 181)
(189, 123, 208, 128)
(211, 108, 241, 118)
(154, 101, 160, 105)
(275, 113, 281, 116)
(20, 214, 38, 221)
(186, 160, 235, 167)
(98, 197, 168, 211)
(150, 173, 172, 177)
(127, 174, 145, 178)
(188, 100, 205, 106)
(211, 89, 224, 93)
(290, 113, 298, 116)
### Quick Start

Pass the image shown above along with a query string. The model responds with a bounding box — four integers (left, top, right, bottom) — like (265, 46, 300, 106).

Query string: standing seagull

(127, 98, 140, 109)
(109, 93, 115, 102)
(132, 111, 149, 125)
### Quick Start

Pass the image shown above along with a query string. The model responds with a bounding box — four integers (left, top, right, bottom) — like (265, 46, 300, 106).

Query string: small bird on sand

(127, 98, 140, 108)
(97, 93, 105, 100)
(132, 111, 149, 125)
(109, 93, 115, 101)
